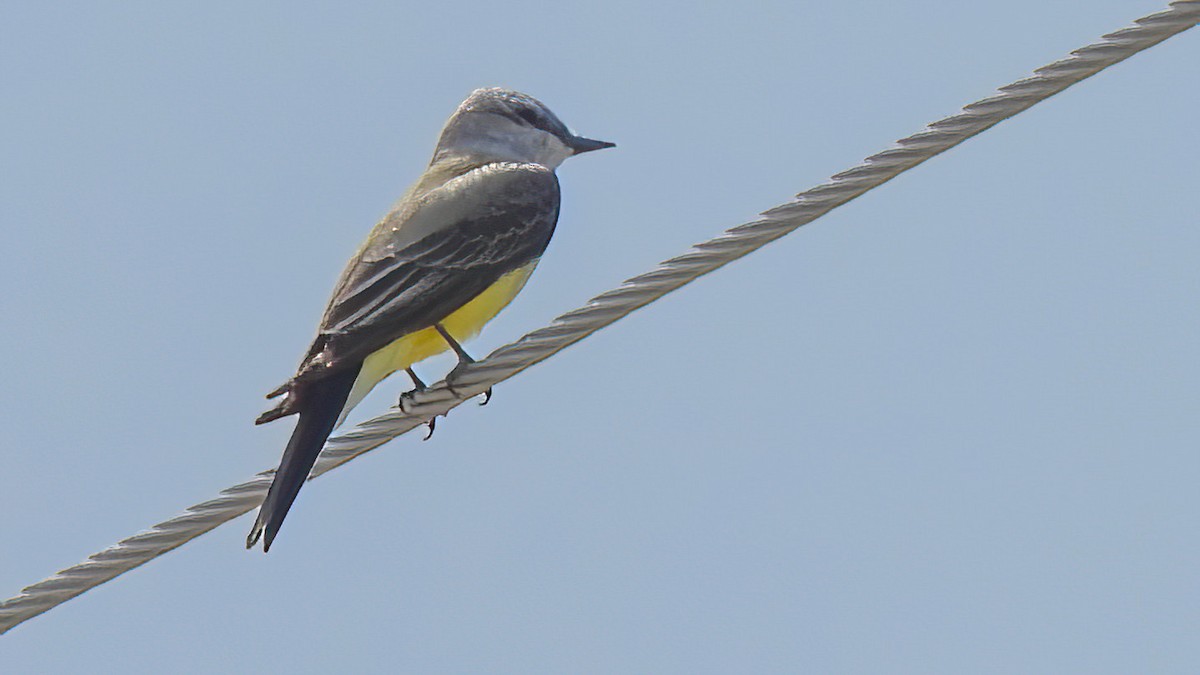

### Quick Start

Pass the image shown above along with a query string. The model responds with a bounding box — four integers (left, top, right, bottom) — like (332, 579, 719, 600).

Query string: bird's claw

(446, 365, 492, 406)
(398, 374, 439, 440)
(396, 392, 438, 440)
(397, 388, 421, 414)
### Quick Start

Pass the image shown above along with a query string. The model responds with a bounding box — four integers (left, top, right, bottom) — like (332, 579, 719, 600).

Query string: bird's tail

(247, 366, 361, 552)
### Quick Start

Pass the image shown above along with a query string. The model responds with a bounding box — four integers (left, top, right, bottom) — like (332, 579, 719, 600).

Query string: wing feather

(288, 162, 560, 390)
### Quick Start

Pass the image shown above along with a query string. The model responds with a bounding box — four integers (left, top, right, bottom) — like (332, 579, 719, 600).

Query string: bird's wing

(285, 161, 560, 394)
(250, 162, 560, 549)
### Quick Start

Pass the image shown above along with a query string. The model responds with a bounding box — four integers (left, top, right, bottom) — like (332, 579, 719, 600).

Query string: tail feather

(247, 365, 360, 552)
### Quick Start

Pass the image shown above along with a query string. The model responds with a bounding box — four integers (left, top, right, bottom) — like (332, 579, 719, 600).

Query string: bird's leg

(398, 367, 437, 440)
(435, 323, 475, 364)
(406, 367, 427, 391)
(435, 323, 492, 405)
(397, 367, 427, 408)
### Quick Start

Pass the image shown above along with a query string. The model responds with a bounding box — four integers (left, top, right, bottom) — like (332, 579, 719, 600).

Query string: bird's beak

(568, 135, 616, 155)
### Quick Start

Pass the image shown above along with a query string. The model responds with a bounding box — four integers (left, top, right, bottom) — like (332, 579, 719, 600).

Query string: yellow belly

(337, 262, 537, 425)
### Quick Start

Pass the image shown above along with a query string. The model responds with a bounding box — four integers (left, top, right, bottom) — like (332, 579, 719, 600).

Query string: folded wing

(260, 161, 560, 422)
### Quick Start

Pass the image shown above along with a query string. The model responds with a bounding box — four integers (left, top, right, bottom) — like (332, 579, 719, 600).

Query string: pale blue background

(2, 1, 1198, 672)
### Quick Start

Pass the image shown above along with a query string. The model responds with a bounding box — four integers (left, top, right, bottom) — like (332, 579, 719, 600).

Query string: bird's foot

(446, 363, 492, 406)
(398, 368, 438, 440)
(396, 390, 438, 440)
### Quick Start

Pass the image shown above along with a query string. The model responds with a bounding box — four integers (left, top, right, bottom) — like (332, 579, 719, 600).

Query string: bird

(246, 87, 614, 552)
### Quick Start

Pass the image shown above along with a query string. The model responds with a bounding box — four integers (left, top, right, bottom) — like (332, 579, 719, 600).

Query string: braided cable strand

(2, 0, 1196, 636)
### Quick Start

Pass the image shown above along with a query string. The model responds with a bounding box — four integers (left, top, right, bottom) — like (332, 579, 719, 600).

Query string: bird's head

(433, 88, 614, 168)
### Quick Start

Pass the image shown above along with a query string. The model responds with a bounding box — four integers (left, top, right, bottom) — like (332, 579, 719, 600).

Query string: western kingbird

(247, 88, 613, 552)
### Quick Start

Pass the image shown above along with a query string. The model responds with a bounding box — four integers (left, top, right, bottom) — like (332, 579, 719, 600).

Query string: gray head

(433, 88, 614, 168)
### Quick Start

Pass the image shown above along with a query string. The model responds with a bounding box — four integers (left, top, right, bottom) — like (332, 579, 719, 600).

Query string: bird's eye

(515, 108, 542, 128)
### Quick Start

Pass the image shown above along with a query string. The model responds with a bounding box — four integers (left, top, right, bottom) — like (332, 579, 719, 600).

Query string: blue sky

(2, 1, 1198, 672)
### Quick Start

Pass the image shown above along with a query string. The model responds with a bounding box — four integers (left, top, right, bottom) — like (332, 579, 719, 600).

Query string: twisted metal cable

(3, 0, 1196, 636)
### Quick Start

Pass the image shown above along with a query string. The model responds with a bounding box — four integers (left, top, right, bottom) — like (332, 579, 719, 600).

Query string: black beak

(568, 135, 616, 155)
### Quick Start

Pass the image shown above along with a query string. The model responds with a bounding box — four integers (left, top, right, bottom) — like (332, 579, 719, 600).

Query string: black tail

(247, 366, 360, 552)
